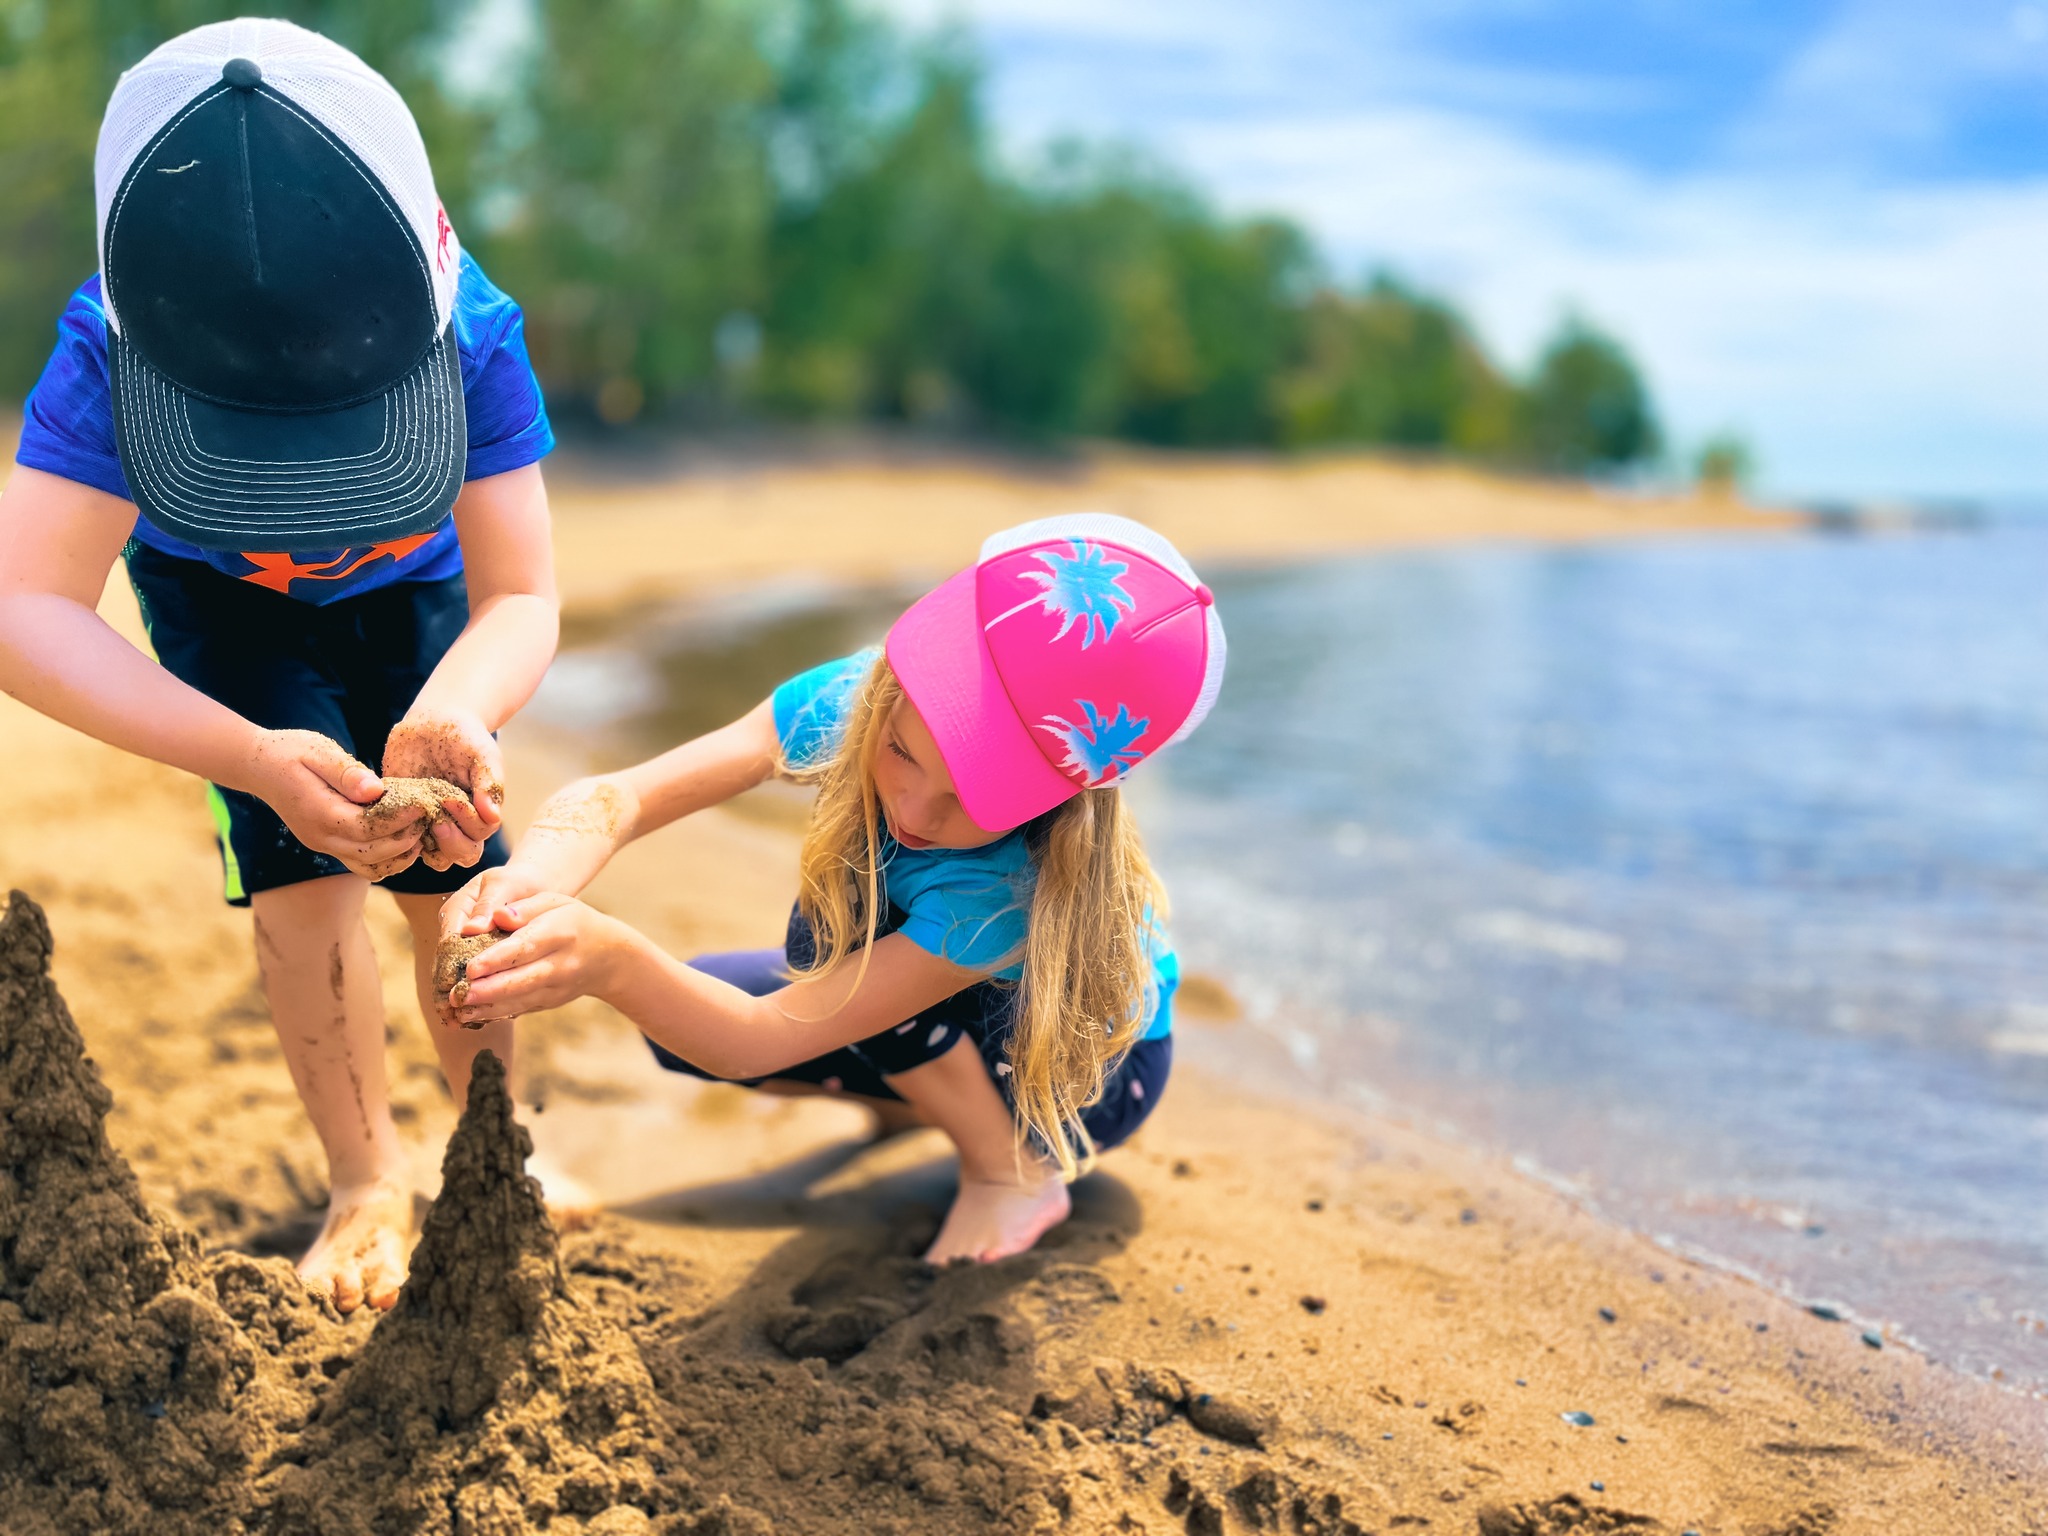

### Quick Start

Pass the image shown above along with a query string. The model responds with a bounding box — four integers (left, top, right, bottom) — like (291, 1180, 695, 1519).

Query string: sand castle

(0, 893, 680, 1535)
(0, 889, 327, 1533)
(268, 1049, 682, 1533)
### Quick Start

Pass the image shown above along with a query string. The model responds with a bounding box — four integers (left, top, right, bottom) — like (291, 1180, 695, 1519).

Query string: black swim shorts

(126, 541, 510, 905)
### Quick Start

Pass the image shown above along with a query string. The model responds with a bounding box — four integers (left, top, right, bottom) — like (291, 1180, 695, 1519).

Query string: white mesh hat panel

(94, 18, 456, 336)
(980, 512, 1228, 746)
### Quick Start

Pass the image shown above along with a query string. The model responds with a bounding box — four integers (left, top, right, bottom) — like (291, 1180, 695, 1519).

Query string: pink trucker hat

(885, 514, 1226, 832)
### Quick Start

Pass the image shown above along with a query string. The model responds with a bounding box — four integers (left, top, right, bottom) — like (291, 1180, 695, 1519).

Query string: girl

(440, 515, 1224, 1263)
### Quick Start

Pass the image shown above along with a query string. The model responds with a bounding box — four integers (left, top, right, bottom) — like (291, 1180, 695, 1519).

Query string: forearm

(598, 928, 796, 1079)
(408, 590, 558, 731)
(500, 776, 640, 895)
(0, 593, 261, 786)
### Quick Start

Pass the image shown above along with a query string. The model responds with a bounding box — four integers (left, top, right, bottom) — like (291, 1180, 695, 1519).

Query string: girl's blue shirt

(773, 649, 1176, 1040)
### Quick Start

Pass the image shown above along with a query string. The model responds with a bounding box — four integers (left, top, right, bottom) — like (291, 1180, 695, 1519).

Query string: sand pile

(0, 891, 337, 1536)
(0, 892, 1390, 1536)
(266, 1050, 686, 1535)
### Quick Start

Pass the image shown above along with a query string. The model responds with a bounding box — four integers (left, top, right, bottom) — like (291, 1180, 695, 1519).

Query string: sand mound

(0, 891, 334, 1536)
(0, 899, 1368, 1536)
(265, 1051, 685, 1534)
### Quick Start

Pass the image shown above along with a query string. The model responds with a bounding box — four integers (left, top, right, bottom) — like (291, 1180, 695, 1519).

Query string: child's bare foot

(925, 1168, 1072, 1264)
(299, 1174, 414, 1313)
(528, 1151, 600, 1231)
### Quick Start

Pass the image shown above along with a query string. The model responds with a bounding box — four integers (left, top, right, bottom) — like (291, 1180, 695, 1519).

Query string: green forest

(0, 0, 1664, 471)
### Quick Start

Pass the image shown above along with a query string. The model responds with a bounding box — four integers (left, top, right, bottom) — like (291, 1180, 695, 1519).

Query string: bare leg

(251, 875, 411, 1313)
(392, 890, 595, 1228)
(884, 1037, 1070, 1264)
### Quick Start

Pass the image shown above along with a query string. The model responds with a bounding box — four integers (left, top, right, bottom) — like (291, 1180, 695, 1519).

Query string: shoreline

(2, 449, 2039, 1530)
(537, 444, 1798, 615)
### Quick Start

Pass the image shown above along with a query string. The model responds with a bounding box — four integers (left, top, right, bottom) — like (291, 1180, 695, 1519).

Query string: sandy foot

(925, 1171, 1073, 1264)
(299, 1175, 415, 1313)
(528, 1150, 600, 1231)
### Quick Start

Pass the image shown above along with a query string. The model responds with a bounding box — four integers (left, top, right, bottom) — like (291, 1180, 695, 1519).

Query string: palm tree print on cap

(1018, 540, 1136, 647)
(1038, 700, 1151, 785)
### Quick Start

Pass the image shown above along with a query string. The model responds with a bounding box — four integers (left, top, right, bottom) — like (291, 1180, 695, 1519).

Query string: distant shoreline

(538, 441, 1799, 614)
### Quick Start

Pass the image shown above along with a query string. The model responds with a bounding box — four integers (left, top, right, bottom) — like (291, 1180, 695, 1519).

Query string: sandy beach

(2, 445, 2041, 1534)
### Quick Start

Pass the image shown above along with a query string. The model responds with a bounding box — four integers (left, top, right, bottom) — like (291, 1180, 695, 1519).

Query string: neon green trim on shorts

(205, 783, 246, 904)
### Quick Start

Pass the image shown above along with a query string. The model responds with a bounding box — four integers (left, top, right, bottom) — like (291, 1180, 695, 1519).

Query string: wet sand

(0, 446, 2040, 1532)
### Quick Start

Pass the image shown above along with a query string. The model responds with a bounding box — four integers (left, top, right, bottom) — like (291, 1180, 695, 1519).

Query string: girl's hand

(443, 892, 628, 1025)
(440, 864, 550, 944)
(382, 707, 504, 870)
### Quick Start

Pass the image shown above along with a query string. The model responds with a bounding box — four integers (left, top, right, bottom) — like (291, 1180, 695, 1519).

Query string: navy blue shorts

(126, 542, 510, 905)
(654, 944, 1171, 1153)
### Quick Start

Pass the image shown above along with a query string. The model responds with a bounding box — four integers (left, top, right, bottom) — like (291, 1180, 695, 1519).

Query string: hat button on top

(1194, 583, 1215, 607)
(221, 57, 263, 89)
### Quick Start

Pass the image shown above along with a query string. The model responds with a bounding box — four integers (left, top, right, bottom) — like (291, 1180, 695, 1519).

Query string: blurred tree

(1694, 431, 1754, 496)
(1516, 315, 1662, 471)
(1275, 275, 1518, 454)
(0, 0, 1670, 475)
(472, 0, 771, 421)
(758, 38, 1000, 422)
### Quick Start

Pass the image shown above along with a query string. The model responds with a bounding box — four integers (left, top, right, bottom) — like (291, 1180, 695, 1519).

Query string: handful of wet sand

(435, 930, 504, 1021)
(365, 776, 475, 853)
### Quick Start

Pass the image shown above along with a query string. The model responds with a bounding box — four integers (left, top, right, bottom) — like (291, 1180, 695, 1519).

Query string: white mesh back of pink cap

(94, 18, 457, 337)
(979, 512, 1227, 747)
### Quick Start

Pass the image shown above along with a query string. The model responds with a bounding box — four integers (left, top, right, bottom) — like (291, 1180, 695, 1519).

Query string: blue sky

(885, 0, 2048, 501)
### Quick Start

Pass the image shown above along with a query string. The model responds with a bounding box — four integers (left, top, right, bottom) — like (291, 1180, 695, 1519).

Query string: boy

(0, 19, 558, 1312)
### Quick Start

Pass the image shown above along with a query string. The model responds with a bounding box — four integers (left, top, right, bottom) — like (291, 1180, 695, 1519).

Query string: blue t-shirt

(773, 649, 1176, 1040)
(14, 253, 554, 605)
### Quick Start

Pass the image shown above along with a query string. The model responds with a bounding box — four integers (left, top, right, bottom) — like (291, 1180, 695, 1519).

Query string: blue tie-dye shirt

(13, 252, 553, 605)
(773, 648, 1177, 1039)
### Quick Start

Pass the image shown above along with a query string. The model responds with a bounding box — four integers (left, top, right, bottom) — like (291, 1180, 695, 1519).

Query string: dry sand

(0, 445, 2041, 1533)
(538, 444, 1794, 612)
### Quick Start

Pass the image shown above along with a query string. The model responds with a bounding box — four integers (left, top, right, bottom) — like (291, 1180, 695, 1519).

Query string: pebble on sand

(1299, 1295, 1327, 1314)
(1808, 1303, 1845, 1322)
(1560, 1411, 1596, 1427)
(1861, 1330, 1883, 1350)
(1598, 1307, 1617, 1323)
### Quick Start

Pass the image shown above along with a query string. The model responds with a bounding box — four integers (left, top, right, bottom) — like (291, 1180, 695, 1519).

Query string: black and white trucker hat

(95, 19, 464, 553)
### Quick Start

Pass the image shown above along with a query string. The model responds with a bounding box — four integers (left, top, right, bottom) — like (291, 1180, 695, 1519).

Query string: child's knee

(251, 879, 371, 964)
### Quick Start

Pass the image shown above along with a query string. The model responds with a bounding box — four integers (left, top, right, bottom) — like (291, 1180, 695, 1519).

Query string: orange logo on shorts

(237, 533, 437, 594)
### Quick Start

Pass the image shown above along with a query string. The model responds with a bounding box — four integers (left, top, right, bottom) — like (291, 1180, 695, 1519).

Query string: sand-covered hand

(434, 930, 503, 1020)
(363, 776, 474, 853)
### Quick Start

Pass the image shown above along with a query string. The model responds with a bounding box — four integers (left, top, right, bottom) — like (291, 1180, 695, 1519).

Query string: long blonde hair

(786, 652, 1166, 1179)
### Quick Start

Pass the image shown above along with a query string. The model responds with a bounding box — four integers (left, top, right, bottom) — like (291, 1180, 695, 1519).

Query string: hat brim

(887, 567, 1081, 835)
(106, 322, 465, 554)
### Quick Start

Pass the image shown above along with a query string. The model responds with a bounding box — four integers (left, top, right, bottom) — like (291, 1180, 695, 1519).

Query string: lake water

(531, 524, 2048, 1394)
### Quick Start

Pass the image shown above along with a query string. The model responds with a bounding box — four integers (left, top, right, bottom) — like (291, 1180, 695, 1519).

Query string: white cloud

(1172, 109, 2048, 499)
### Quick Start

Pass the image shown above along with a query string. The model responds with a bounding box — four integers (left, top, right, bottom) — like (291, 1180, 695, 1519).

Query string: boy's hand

(442, 892, 626, 1026)
(440, 864, 549, 945)
(248, 729, 423, 880)
(383, 708, 504, 871)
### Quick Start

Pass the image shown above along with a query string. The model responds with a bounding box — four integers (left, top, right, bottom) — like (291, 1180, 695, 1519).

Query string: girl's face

(875, 695, 1006, 850)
